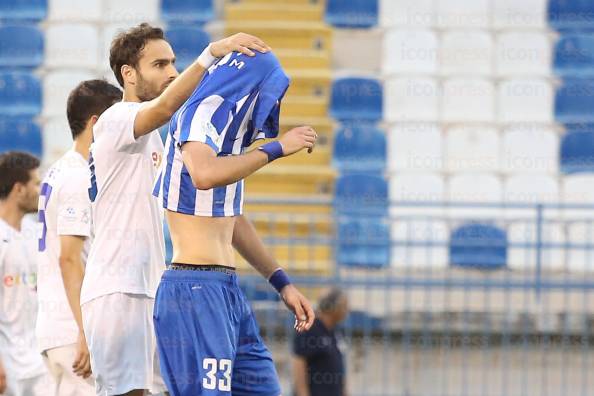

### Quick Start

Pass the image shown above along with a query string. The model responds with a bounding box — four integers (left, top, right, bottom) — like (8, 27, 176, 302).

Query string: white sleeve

(56, 170, 92, 237)
(94, 102, 144, 152)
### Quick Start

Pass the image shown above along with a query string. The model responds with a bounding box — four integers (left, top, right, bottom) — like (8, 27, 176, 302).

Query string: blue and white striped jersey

(153, 51, 290, 217)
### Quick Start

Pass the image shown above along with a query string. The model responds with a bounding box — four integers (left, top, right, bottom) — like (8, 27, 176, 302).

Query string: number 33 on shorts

(203, 358, 232, 391)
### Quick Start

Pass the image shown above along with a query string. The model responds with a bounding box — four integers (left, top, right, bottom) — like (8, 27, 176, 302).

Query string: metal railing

(238, 199, 594, 396)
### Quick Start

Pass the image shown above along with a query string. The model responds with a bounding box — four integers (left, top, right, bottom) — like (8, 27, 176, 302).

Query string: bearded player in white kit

(79, 23, 271, 396)
(36, 80, 122, 396)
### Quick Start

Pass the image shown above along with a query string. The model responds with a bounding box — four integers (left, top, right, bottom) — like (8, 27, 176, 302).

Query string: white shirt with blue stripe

(154, 51, 290, 217)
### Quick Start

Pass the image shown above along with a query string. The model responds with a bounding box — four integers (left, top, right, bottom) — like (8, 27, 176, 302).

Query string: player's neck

(0, 200, 24, 232)
(123, 88, 142, 103)
(73, 133, 92, 161)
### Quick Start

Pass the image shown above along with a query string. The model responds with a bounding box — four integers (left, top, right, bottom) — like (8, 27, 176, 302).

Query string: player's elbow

(190, 170, 216, 190)
(58, 254, 76, 271)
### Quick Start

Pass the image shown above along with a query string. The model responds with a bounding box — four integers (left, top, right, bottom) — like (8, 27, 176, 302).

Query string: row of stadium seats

(0, 24, 210, 71)
(0, 0, 213, 24)
(1, 0, 589, 30)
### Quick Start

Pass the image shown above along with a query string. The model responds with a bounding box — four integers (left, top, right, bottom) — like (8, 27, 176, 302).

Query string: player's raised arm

(182, 125, 317, 190)
(133, 33, 271, 138)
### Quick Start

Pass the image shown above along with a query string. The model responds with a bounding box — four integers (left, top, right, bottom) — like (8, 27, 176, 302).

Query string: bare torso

(166, 210, 237, 266)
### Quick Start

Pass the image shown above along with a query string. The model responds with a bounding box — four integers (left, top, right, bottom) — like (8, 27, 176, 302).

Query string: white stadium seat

(440, 31, 493, 76)
(388, 123, 443, 172)
(508, 222, 565, 272)
(391, 219, 449, 269)
(492, 0, 547, 29)
(496, 32, 552, 77)
(567, 223, 594, 272)
(436, 0, 489, 29)
(562, 175, 594, 220)
(43, 70, 96, 117)
(103, 0, 159, 23)
(441, 78, 495, 122)
(42, 116, 75, 167)
(45, 24, 99, 69)
(504, 174, 559, 205)
(385, 77, 439, 122)
(380, 0, 435, 28)
(501, 126, 558, 174)
(48, 0, 102, 22)
(498, 79, 554, 123)
(389, 172, 445, 216)
(448, 173, 503, 218)
(445, 125, 500, 172)
(383, 29, 438, 75)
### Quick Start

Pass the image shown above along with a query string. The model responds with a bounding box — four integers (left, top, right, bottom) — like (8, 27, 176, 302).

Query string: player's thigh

(231, 302, 281, 396)
(45, 345, 95, 396)
(153, 278, 239, 395)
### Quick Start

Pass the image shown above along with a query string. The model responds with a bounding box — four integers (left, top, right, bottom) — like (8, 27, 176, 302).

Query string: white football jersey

(0, 218, 46, 379)
(36, 149, 91, 352)
(81, 101, 165, 305)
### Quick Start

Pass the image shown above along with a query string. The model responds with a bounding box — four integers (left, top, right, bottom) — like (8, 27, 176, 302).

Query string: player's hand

(280, 284, 315, 332)
(279, 126, 318, 156)
(72, 331, 92, 379)
(0, 358, 6, 394)
(210, 33, 271, 58)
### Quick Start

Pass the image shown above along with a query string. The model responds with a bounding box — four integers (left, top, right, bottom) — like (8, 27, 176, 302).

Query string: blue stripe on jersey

(212, 185, 226, 217)
(220, 91, 258, 155)
(178, 100, 200, 144)
(162, 115, 178, 209)
(233, 180, 242, 215)
(38, 182, 53, 252)
(178, 166, 197, 213)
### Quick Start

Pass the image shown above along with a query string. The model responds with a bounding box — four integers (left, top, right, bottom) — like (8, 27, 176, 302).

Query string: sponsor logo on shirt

(4, 271, 37, 290)
(152, 152, 163, 169)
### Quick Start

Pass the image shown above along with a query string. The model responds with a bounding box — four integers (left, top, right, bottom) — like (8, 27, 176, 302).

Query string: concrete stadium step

(245, 165, 336, 195)
(285, 68, 332, 98)
(227, 0, 326, 7)
(244, 193, 332, 214)
(281, 95, 328, 118)
(225, 22, 332, 51)
(276, 49, 331, 69)
(249, 211, 334, 237)
(280, 116, 335, 145)
(250, 139, 331, 165)
(225, 2, 324, 22)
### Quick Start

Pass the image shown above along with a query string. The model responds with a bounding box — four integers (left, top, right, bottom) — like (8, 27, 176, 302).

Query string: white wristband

(197, 44, 218, 69)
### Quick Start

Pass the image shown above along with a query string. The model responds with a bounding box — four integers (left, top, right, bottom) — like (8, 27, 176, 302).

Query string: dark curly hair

(109, 23, 165, 87)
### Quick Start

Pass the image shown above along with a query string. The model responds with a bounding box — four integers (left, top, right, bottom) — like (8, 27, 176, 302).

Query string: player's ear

(121, 64, 136, 86)
(89, 115, 99, 127)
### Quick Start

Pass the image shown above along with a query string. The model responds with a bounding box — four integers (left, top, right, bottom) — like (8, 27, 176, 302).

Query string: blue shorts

(153, 268, 281, 396)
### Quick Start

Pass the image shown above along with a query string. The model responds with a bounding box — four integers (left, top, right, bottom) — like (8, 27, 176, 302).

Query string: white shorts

(5, 373, 54, 396)
(81, 293, 166, 396)
(43, 343, 95, 396)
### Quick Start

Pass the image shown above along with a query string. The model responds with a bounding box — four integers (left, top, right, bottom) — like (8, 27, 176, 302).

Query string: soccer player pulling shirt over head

(153, 50, 317, 396)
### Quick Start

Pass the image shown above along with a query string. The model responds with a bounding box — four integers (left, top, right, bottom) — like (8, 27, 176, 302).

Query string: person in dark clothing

(292, 288, 349, 396)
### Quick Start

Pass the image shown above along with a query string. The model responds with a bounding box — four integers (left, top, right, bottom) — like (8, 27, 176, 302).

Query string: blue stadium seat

(330, 78, 382, 122)
(334, 174, 388, 214)
(554, 35, 594, 77)
(337, 217, 390, 268)
(548, 0, 594, 30)
(0, 25, 44, 69)
(449, 223, 507, 270)
(555, 79, 594, 123)
(0, 118, 42, 157)
(325, 0, 378, 28)
(333, 124, 386, 173)
(161, 0, 214, 24)
(0, 73, 41, 117)
(560, 130, 594, 174)
(166, 27, 210, 71)
(341, 311, 383, 332)
(0, 0, 47, 22)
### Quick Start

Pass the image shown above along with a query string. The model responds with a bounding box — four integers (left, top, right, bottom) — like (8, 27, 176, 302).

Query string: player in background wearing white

(78, 23, 271, 396)
(0, 152, 53, 396)
(36, 80, 123, 396)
